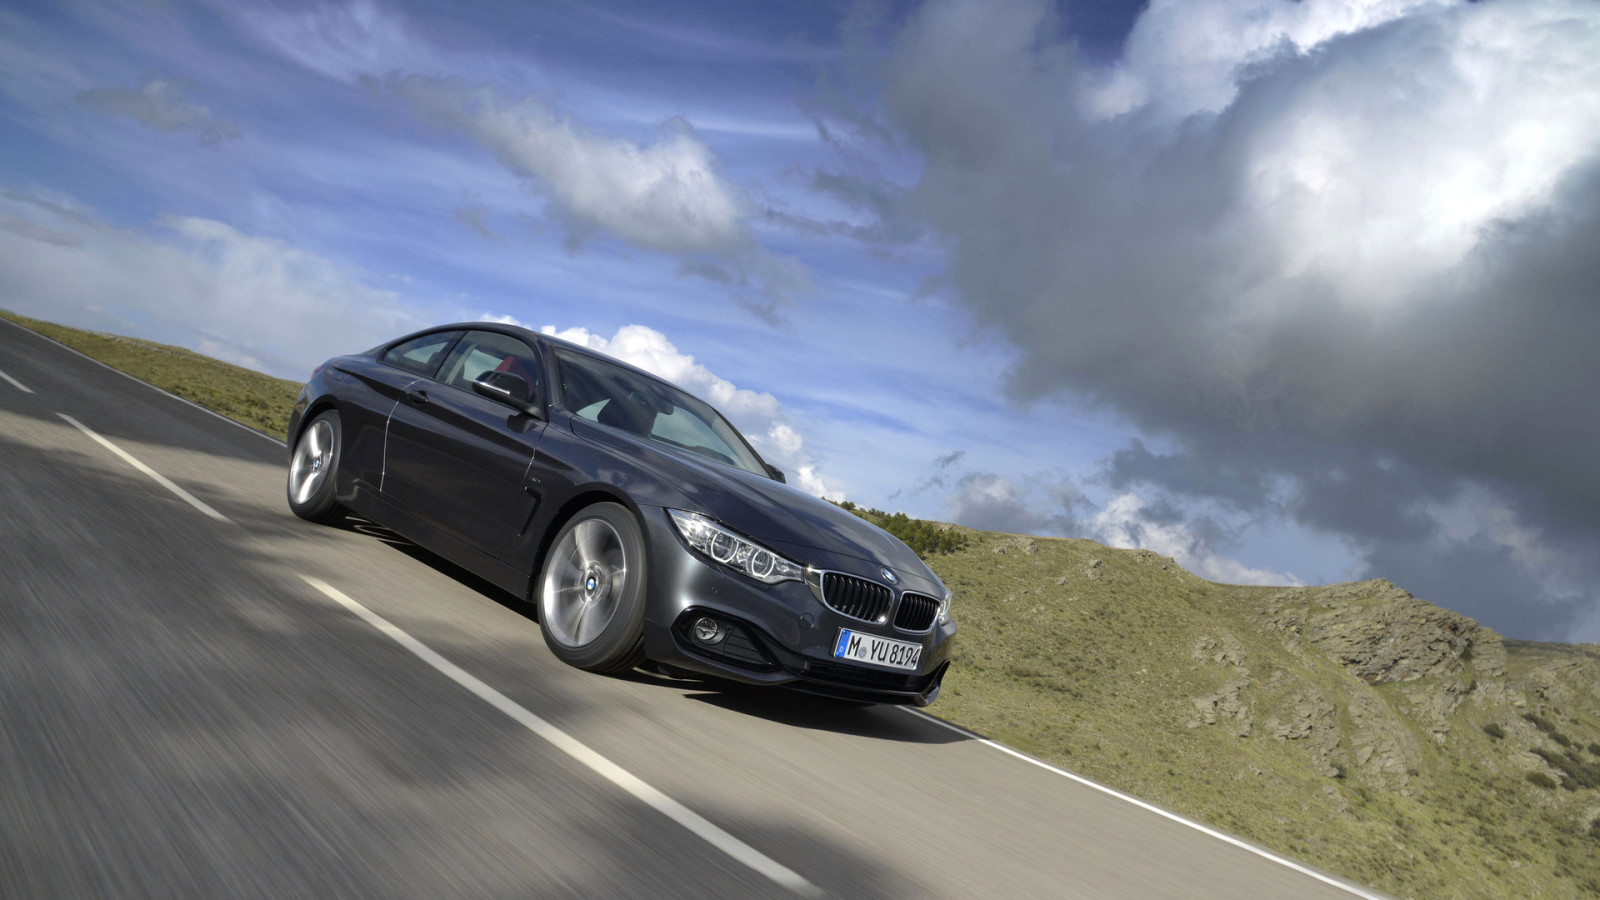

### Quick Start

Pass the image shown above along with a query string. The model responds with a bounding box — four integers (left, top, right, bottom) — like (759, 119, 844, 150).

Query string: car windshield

(554, 348, 770, 477)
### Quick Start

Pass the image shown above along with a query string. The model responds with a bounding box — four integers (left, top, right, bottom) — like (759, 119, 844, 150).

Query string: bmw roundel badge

(881, 567, 898, 585)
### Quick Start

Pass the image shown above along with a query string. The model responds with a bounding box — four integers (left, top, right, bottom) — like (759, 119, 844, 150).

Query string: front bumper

(634, 506, 957, 706)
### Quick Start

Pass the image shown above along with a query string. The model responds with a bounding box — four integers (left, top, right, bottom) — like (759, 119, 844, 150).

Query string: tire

(287, 410, 344, 523)
(536, 502, 648, 674)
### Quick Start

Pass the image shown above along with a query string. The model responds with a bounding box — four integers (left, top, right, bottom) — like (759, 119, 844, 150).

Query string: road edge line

(0, 315, 287, 447)
(900, 708, 1391, 900)
(300, 575, 822, 898)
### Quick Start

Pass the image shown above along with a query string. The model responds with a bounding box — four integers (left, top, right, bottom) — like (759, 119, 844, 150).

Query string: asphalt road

(0, 317, 1386, 899)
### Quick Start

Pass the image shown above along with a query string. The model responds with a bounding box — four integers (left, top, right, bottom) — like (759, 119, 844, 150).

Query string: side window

(437, 331, 542, 397)
(381, 331, 462, 377)
(648, 407, 739, 466)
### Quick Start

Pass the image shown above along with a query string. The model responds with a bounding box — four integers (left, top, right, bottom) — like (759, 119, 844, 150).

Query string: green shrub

(1531, 748, 1600, 791)
(1483, 723, 1506, 740)
(1527, 772, 1558, 789)
(830, 501, 968, 558)
(1523, 712, 1575, 747)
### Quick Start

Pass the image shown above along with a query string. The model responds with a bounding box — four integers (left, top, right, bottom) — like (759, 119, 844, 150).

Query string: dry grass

(924, 530, 1600, 899)
(1, 310, 301, 437)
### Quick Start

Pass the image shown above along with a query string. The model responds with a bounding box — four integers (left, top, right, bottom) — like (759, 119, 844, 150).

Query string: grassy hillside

(926, 530, 1600, 899)
(10, 311, 1600, 898)
(0, 310, 300, 437)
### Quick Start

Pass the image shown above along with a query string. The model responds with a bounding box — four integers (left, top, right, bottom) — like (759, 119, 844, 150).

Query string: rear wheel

(287, 410, 344, 523)
(537, 502, 648, 674)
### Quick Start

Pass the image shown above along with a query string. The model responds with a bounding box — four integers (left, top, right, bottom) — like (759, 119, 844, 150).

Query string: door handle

(404, 389, 429, 405)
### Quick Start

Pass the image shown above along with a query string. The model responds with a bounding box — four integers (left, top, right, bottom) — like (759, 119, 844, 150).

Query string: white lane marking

(300, 576, 821, 898)
(0, 367, 33, 393)
(56, 413, 230, 523)
(0, 316, 286, 446)
(901, 710, 1389, 900)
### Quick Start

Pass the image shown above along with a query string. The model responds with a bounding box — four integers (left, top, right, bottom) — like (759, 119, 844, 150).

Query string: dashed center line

(56, 413, 230, 522)
(0, 367, 33, 393)
(0, 315, 284, 445)
(301, 575, 821, 898)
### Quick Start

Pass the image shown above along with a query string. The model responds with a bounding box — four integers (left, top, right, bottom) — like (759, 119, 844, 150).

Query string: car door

(381, 330, 546, 559)
(335, 329, 465, 493)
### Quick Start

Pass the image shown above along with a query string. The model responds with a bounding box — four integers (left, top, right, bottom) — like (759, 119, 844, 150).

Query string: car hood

(570, 419, 934, 580)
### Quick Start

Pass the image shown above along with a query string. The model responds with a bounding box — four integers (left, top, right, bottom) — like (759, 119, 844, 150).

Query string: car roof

(397, 321, 727, 418)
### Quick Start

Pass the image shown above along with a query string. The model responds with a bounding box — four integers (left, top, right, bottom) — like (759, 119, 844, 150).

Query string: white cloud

(195, 338, 268, 373)
(427, 93, 742, 254)
(540, 324, 838, 498)
(932, 466, 1297, 586)
(239, 0, 426, 83)
(394, 76, 812, 319)
(1431, 485, 1555, 572)
(1093, 0, 1446, 120)
(1090, 493, 1301, 586)
(0, 189, 432, 378)
(75, 77, 240, 145)
(1233, 0, 1600, 308)
(941, 471, 1082, 536)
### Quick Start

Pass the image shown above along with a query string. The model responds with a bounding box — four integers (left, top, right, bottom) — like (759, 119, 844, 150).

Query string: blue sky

(4, 0, 1599, 642)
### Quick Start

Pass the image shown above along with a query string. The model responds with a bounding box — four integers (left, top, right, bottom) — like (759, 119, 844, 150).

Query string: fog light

(692, 616, 726, 645)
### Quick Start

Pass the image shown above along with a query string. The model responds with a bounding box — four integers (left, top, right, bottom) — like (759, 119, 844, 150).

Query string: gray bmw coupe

(286, 323, 956, 705)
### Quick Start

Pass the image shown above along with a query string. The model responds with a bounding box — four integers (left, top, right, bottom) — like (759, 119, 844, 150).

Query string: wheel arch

(526, 486, 650, 599)
(290, 396, 341, 447)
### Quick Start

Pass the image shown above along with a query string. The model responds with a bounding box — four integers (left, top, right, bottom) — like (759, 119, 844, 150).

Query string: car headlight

(938, 587, 954, 625)
(668, 510, 804, 585)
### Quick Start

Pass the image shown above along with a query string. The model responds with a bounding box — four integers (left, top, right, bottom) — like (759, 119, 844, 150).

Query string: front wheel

(287, 410, 344, 523)
(537, 502, 648, 674)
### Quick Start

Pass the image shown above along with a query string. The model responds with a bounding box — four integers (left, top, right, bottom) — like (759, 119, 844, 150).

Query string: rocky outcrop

(1348, 694, 1422, 789)
(990, 536, 1039, 555)
(1468, 629, 1516, 705)
(1287, 580, 1486, 746)
(1303, 580, 1475, 684)
(1131, 549, 1179, 573)
(1192, 632, 1247, 667)
(1187, 633, 1252, 737)
(1250, 579, 1499, 765)
(1401, 679, 1468, 744)
(1263, 687, 1345, 778)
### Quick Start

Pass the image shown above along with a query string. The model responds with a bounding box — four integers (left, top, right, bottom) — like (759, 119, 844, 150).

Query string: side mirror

(473, 371, 539, 415)
(765, 463, 786, 484)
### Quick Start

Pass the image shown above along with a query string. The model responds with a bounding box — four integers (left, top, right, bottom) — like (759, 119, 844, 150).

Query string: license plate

(833, 628, 922, 671)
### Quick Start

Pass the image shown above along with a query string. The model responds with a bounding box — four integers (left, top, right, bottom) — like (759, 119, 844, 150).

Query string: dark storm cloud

(1364, 532, 1593, 641)
(909, 449, 969, 493)
(855, 0, 1600, 639)
(943, 471, 1085, 536)
(1105, 440, 1273, 511)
